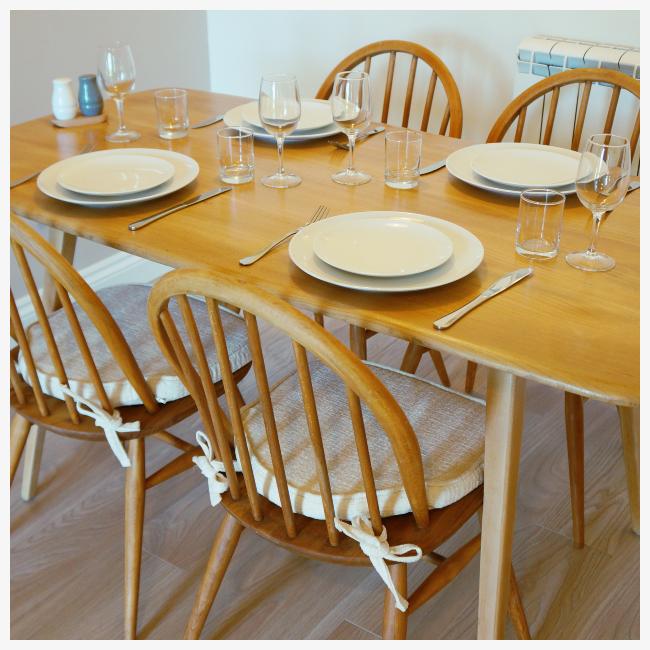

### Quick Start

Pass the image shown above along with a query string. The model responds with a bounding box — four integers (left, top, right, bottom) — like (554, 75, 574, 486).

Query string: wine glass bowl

(97, 42, 140, 143)
(258, 74, 301, 189)
(330, 71, 371, 186)
(566, 134, 631, 272)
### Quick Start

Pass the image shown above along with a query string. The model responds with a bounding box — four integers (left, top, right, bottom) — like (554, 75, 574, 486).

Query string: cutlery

(128, 187, 232, 231)
(10, 142, 96, 189)
(419, 158, 447, 175)
(239, 205, 329, 266)
(328, 127, 385, 150)
(627, 180, 640, 194)
(190, 114, 225, 129)
(433, 267, 534, 330)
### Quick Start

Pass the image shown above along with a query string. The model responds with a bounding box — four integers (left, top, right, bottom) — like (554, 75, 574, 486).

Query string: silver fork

(10, 141, 96, 189)
(239, 205, 330, 266)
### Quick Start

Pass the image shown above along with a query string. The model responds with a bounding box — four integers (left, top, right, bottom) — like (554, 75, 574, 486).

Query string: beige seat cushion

(17, 284, 251, 407)
(241, 360, 486, 520)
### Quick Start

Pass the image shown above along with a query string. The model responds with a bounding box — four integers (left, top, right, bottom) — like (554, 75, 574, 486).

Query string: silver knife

(419, 158, 447, 176)
(328, 126, 386, 150)
(128, 187, 232, 231)
(433, 268, 533, 330)
(190, 114, 224, 129)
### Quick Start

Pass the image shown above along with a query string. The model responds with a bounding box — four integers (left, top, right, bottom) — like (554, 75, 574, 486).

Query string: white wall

(206, 10, 639, 142)
(10, 10, 210, 296)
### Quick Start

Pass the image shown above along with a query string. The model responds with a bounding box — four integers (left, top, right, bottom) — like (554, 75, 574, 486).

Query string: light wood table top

(10, 89, 639, 407)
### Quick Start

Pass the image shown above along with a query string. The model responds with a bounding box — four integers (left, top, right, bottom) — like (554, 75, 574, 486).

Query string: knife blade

(190, 114, 225, 129)
(328, 126, 385, 150)
(433, 267, 534, 330)
(128, 187, 232, 231)
(419, 158, 447, 175)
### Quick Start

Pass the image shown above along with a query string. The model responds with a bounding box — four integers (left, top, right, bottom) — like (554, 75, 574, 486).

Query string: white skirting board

(15, 251, 172, 326)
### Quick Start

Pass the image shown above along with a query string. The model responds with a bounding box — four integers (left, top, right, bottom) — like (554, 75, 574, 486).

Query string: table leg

(477, 368, 526, 639)
(349, 324, 368, 360)
(617, 405, 640, 535)
(42, 229, 77, 312)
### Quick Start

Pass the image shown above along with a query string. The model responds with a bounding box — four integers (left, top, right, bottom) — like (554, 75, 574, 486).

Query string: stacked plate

(37, 148, 200, 207)
(224, 99, 341, 143)
(288, 211, 484, 292)
(446, 142, 581, 196)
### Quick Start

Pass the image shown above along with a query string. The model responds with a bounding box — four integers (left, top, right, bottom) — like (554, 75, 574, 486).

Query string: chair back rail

(9, 215, 159, 426)
(315, 39, 463, 138)
(148, 268, 431, 543)
(487, 68, 640, 158)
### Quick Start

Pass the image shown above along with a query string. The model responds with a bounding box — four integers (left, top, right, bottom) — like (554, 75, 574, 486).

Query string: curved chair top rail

(148, 267, 431, 545)
(487, 67, 640, 157)
(315, 39, 463, 138)
(10, 214, 158, 423)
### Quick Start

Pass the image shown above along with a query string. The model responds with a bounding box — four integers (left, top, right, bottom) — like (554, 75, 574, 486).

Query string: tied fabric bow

(334, 516, 422, 611)
(60, 385, 139, 468)
(192, 431, 237, 507)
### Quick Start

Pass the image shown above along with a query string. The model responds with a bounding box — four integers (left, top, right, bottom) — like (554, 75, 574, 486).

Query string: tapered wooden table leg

(10, 415, 32, 485)
(617, 405, 639, 535)
(21, 425, 46, 500)
(349, 324, 368, 360)
(565, 392, 585, 548)
(477, 368, 525, 639)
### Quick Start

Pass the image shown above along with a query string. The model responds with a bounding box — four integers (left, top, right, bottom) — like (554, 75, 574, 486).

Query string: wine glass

(566, 134, 631, 272)
(330, 71, 371, 186)
(258, 74, 301, 189)
(97, 42, 140, 143)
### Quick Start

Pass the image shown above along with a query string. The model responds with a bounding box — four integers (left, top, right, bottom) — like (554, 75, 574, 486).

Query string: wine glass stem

(347, 133, 356, 173)
(276, 135, 285, 175)
(588, 211, 605, 254)
(114, 96, 126, 133)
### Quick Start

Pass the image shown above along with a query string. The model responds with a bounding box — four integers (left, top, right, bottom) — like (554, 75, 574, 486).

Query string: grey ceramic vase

(78, 74, 103, 116)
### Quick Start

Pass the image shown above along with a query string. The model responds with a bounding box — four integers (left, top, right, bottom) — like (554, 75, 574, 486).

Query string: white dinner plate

(471, 143, 581, 189)
(240, 99, 334, 132)
(289, 211, 484, 293)
(312, 217, 453, 277)
(37, 148, 199, 207)
(446, 143, 577, 196)
(224, 104, 341, 142)
(57, 154, 175, 196)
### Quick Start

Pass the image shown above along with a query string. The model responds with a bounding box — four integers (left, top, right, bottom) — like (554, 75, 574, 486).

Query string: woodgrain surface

(9, 89, 639, 407)
(10, 322, 639, 639)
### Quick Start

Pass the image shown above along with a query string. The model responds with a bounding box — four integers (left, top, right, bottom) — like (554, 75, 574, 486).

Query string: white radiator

(512, 36, 639, 163)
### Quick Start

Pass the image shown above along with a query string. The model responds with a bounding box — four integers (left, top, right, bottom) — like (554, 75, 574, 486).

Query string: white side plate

(240, 99, 334, 132)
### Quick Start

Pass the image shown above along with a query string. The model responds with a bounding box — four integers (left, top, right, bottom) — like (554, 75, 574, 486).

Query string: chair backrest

(487, 68, 640, 158)
(148, 268, 431, 544)
(315, 39, 463, 138)
(9, 214, 158, 424)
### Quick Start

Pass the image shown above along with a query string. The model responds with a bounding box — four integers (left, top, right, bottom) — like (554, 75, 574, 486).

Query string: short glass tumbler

(515, 189, 565, 259)
(217, 127, 255, 184)
(385, 130, 422, 189)
(154, 88, 189, 140)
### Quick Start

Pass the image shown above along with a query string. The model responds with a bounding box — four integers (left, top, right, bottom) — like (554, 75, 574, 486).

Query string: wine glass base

(106, 129, 141, 143)
(565, 250, 616, 272)
(261, 172, 301, 189)
(331, 169, 371, 186)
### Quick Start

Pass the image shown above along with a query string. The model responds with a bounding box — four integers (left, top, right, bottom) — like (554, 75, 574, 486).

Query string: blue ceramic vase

(78, 74, 103, 117)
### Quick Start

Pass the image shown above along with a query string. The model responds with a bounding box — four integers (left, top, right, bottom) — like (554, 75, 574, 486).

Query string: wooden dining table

(9, 89, 640, 639)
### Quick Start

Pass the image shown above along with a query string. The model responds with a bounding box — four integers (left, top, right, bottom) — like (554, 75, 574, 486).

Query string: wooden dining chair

(401, 68, 641, 548)
(9, 214, 252, 639)
(148, 267, 530, 640)
(317, 39, 463, 386)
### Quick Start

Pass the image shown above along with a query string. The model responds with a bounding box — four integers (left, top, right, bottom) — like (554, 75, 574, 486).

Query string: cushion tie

(193, 431, 235, 507)
(334, 516, 422, 612)
(60, 385, 138, 468)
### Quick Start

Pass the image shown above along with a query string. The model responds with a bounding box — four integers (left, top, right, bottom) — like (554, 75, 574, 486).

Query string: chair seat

(16, 284, 251, 407)
(242, 360, 486, 521)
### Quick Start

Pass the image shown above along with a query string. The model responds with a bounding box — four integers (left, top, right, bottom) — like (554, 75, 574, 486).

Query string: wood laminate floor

(10, 317, 639, 639)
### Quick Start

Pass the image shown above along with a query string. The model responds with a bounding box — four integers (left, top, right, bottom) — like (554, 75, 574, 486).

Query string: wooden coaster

(51, 113, 107, 128)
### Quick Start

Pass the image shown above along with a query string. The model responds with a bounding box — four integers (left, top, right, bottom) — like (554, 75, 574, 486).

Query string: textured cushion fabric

(17, 284, 251, 407)
(241, 360, 486, 521)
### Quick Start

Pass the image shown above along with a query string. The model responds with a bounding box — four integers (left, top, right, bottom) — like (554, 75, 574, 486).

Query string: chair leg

(428, 350, 451, 387)
(382, 563, 408, 640)
(617, 405, 640, 535)
(21, 425, 46, 500)
(508, 568, 531, 639)
(313, 312, 325, 326)
(400, 342, 426, 374)
(10, 415, 32, 486)
(184, 512, 244, 640)
(465, 361, 478, 393)
(124, 437, 146, 640)
(564, 392, 585, 548)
